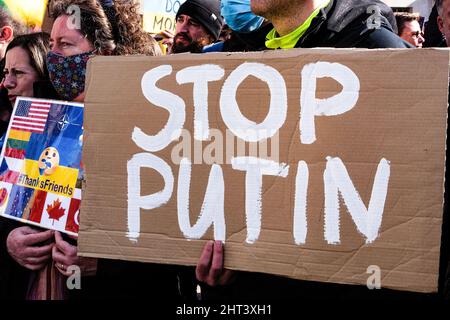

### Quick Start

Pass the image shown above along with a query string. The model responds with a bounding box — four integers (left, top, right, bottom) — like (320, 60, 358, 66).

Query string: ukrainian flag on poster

(0, 97, 84, 236)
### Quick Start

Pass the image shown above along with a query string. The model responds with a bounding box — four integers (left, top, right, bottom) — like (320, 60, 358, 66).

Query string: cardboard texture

(79, 49, 449, 293)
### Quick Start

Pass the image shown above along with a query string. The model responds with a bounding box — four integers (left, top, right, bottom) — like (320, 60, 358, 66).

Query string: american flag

(11, 100, 51, 133)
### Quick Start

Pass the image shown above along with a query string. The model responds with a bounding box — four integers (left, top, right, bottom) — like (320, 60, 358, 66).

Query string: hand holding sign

(52, 231, 98, 277)
(196, 240, 236, 286)
(6, 226, 54, 271)
(80, 50, 449, 293)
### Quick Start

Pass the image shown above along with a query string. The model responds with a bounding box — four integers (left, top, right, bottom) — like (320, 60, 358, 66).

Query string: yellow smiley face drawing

(38, 147, 60, 175)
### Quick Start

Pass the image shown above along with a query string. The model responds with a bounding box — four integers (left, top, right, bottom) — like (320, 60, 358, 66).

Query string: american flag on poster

(10, 100, 51, 133)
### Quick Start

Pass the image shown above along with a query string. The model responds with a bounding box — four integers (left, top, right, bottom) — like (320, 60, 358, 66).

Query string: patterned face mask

(46, 51, 93, 101)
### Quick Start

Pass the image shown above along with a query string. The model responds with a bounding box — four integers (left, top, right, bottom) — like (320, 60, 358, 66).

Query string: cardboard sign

(0, 97, 84, 235)
(79, 49, 449, 293)
(142, 0, 186, 34)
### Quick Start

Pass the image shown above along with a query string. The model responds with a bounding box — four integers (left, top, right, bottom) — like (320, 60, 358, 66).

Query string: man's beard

(171, 32, 206, 53)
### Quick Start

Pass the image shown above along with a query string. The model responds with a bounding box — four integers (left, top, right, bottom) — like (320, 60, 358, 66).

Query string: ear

(438, 16, 445, 35)
(0, 26, 14, 43)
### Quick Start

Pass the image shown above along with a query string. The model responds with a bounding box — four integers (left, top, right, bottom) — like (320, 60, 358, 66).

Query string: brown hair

(48, 0, 161, 56)
(394, 12, 421, 36)
(5, 32, 51, 81)
(112, 0, 161, 55)
(49, 0, 115, 55)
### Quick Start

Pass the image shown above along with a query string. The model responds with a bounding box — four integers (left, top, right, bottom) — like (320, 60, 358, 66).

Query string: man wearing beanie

(171, 0, 224, 53)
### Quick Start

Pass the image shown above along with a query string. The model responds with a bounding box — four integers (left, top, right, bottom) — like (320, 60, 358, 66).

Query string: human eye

(189, 20, 200, 27)
(14, 69, 25, 77)
(60, 41, 72, 48)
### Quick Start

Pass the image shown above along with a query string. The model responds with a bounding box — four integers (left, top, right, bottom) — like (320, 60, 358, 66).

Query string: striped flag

(0, 170, 19, 184)
(8, 129, 31, 142)
(0, 157, 23, 184)
(11, 100, 51, 133)
(3, 129, 32, 160)
(4, 139, 27, 159)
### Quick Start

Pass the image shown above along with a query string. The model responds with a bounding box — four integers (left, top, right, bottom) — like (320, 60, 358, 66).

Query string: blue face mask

(221, 0, 265, 33)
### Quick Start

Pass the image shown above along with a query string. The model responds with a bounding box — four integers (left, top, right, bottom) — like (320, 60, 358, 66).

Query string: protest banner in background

(79, 49, 449, 293)
(0, 97, 84, 236)
(142, 0, 186, 34)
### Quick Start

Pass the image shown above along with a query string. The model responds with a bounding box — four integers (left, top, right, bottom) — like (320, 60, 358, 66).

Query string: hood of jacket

(324, 0, 397, 34)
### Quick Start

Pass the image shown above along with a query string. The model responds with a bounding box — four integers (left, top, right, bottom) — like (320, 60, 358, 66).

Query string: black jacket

(424, 4, 447, 48)
(229, 0, 411, 52)
(0, 218, 29, 300)
(294, 0, 412, 48)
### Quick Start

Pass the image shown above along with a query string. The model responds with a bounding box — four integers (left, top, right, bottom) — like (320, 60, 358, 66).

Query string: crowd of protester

(0, 0, 449, 302)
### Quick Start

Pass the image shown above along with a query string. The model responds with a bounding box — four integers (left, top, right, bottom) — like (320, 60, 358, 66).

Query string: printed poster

(0, 97, 83, 236)
(142, 0, 186, 34)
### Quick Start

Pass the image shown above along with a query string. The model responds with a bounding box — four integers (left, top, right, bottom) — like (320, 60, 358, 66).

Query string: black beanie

(176, 0, 224, 41)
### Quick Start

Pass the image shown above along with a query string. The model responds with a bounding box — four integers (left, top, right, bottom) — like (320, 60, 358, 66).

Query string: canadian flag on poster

(40, 193, 71, 231)
(28, 189, 81, 234)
